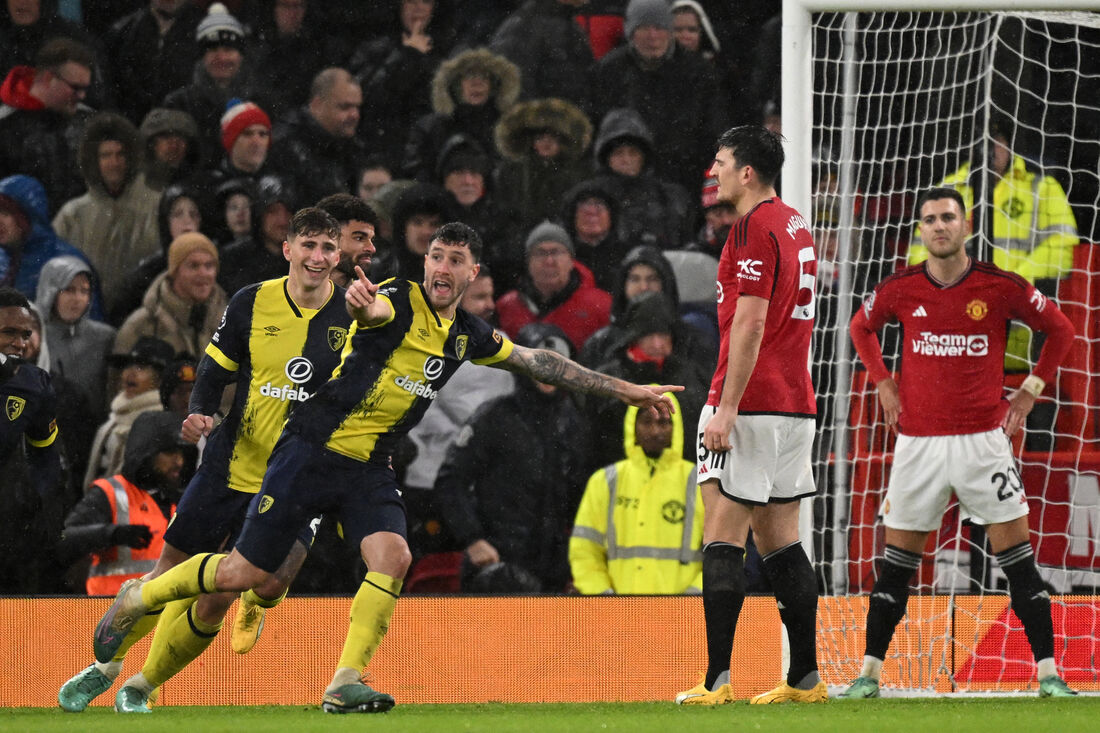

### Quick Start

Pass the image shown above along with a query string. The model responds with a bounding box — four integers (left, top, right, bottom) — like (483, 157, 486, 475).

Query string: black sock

(761, 542, 819, 686)
(864, 545, 920, 660)
(997, 541, 1054, 662)
(702, 542, 745, 688)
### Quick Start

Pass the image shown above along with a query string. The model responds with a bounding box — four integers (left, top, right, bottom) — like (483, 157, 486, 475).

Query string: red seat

(404, 552, 464, 594)
(1054, 243, 1100, 451)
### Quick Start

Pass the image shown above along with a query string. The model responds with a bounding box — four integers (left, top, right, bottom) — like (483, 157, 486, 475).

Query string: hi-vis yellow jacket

(909, 155, 1079, 368)
(569, 393, 703, 595)
(909, 155, 1078, 280)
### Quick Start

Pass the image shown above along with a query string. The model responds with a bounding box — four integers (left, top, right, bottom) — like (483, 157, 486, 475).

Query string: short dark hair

(289, 207, 340, 241)
(0, 287, 31, 310)
(315, 193, 379, 228)
(715, 125, 785, 186)
(916, 187, 966, 218)
(35, 37, 95, 72)
(431, 222, 482, 263)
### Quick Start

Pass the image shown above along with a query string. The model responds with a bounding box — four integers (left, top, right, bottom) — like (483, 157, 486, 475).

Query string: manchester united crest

(328, 326, 348, 352)
(965, 299, 988, 321)
(5, 396, 25, 421)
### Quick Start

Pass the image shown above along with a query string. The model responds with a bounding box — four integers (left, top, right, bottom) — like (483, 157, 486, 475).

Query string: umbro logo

(912, 306, 928, 317)
(264, 325, 281, 335)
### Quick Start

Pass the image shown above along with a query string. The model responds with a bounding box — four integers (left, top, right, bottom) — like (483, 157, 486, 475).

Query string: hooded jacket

(52, 113, 161, 306)
(60, 411, 185, 594)
(401, 48, 520, 181)
(137, 107, 203, 192)
(579, 108, 693, 249)
(218, 175, 295, 297)
(0, 174, 105, 320)
(578, 244, 680, 367)
(587, 291, 713, 467)
(494, 97, 594, 233)
(34, 255, 116, 417)
(570, 393, 703, 594)
(0, 66, 92, 213)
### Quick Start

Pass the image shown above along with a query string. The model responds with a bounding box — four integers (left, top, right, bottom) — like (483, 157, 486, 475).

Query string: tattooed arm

(495, 344, 683, 415)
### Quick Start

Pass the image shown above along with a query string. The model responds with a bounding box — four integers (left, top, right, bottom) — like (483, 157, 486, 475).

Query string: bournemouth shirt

(0, 362, 58, 462)
(202, 277, 351, 493)
(288, 278, 514, 463)
(709, 197, 817, 416)
(853, 260, 1074, 436)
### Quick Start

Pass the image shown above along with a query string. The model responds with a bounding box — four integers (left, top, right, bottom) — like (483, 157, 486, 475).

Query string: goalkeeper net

(800, 4, 1100, 693)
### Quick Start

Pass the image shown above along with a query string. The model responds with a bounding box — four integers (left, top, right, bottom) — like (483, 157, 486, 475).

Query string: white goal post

(782, 0, 1100, 693)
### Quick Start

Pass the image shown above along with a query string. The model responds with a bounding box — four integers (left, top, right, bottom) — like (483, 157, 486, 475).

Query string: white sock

(860, 655, 884, 682)
(1036, 657, 1057, 680)
(327, 666, 361, 692)
(124, 672, 156, 696)
(94, 660, 122, 680)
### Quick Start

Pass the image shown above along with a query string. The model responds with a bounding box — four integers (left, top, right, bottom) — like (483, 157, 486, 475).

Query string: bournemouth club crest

(5, 396, 25, 421)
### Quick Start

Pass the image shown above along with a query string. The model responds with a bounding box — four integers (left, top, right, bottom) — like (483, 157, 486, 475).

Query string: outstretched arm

(495, 343, 681, 417)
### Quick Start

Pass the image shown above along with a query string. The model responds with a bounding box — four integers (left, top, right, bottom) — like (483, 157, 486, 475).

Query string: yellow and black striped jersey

(287, 278, 513, 463)
(201, 277, 351, 492)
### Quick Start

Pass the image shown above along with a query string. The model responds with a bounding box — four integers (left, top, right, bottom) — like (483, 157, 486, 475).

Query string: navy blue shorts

(164, 462, 315, 557)
(233, 433, 407, 574)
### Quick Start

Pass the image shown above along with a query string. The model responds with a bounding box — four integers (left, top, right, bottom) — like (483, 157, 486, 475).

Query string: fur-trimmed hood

(430, 47, 521, 117)
(78, 112, 141, 193)
(495, 97, 592, 162)
(138, 107, 202, 171)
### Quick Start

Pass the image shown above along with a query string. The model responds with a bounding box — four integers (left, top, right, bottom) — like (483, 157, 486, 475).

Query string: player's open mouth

(432, 279, 452, 294)
(305, 264, 327, 274)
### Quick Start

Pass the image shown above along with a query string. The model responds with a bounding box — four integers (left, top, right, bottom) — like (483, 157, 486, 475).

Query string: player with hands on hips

(840, 186, 1077, 699)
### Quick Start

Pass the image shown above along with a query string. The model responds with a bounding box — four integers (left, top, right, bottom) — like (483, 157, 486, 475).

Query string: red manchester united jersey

(853, 260, 1073, 436)
(709, 197, 817, 416)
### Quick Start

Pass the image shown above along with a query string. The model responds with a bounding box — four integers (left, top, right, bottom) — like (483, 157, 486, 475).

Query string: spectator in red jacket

(495, 221, 611, 353)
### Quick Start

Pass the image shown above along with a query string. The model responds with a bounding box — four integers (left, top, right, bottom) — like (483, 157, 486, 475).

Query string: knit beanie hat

(524, 221, 574, 257)
(624, 0, 674, 38)
(221, 99, 271, 152)
(196, 3, 245, 49)
(167, 232, 219, 277)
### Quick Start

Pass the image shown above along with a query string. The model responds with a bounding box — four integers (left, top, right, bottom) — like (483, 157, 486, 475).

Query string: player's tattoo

(502, 345, 617, 396)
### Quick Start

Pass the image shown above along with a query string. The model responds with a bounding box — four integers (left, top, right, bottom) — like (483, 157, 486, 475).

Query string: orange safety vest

(85, 476, 173, 596)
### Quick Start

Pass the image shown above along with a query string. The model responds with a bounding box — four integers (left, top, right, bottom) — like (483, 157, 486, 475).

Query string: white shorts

(882, 429, 1030, 531)
(695, 408, 816, 505)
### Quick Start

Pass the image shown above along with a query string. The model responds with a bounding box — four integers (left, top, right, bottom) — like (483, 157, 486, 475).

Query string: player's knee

(361, 532, 412, 577)
(195, 591, 235, 621)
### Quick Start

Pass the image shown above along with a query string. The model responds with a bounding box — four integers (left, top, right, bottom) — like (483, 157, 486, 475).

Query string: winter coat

(433, 376, 590, 592)
(589, 43, 724, 192)
(496, 265, 611, 353)
(0, 174, 105, 320)
(82, 389, 163, 488)
(162, 62, 261, 165)
(400, 48, 520, 181)
(490, 0, 595, 106)
(570, 394, 703, 594)
(52, 113, 161, 308)
(0, 66, 92, 214)
(113, 270, 228, 360)
(587, 292, 713, 467)
(269, 105, 367, 208)
(34, 255, 116, 418)
(494, 97, 594, 233)
(578, 108, 694, 250)
(136, 107, 203, 192)
(103, 3, 204, 125)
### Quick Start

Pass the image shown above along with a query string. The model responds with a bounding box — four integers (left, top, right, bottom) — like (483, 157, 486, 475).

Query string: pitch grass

(1, 698, 1095, 733)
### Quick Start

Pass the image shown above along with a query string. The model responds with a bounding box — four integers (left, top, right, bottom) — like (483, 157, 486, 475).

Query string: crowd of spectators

(0, 0, 778, 596)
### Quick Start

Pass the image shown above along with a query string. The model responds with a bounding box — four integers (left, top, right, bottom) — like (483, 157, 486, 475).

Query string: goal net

(795, 3, 1100, 694)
